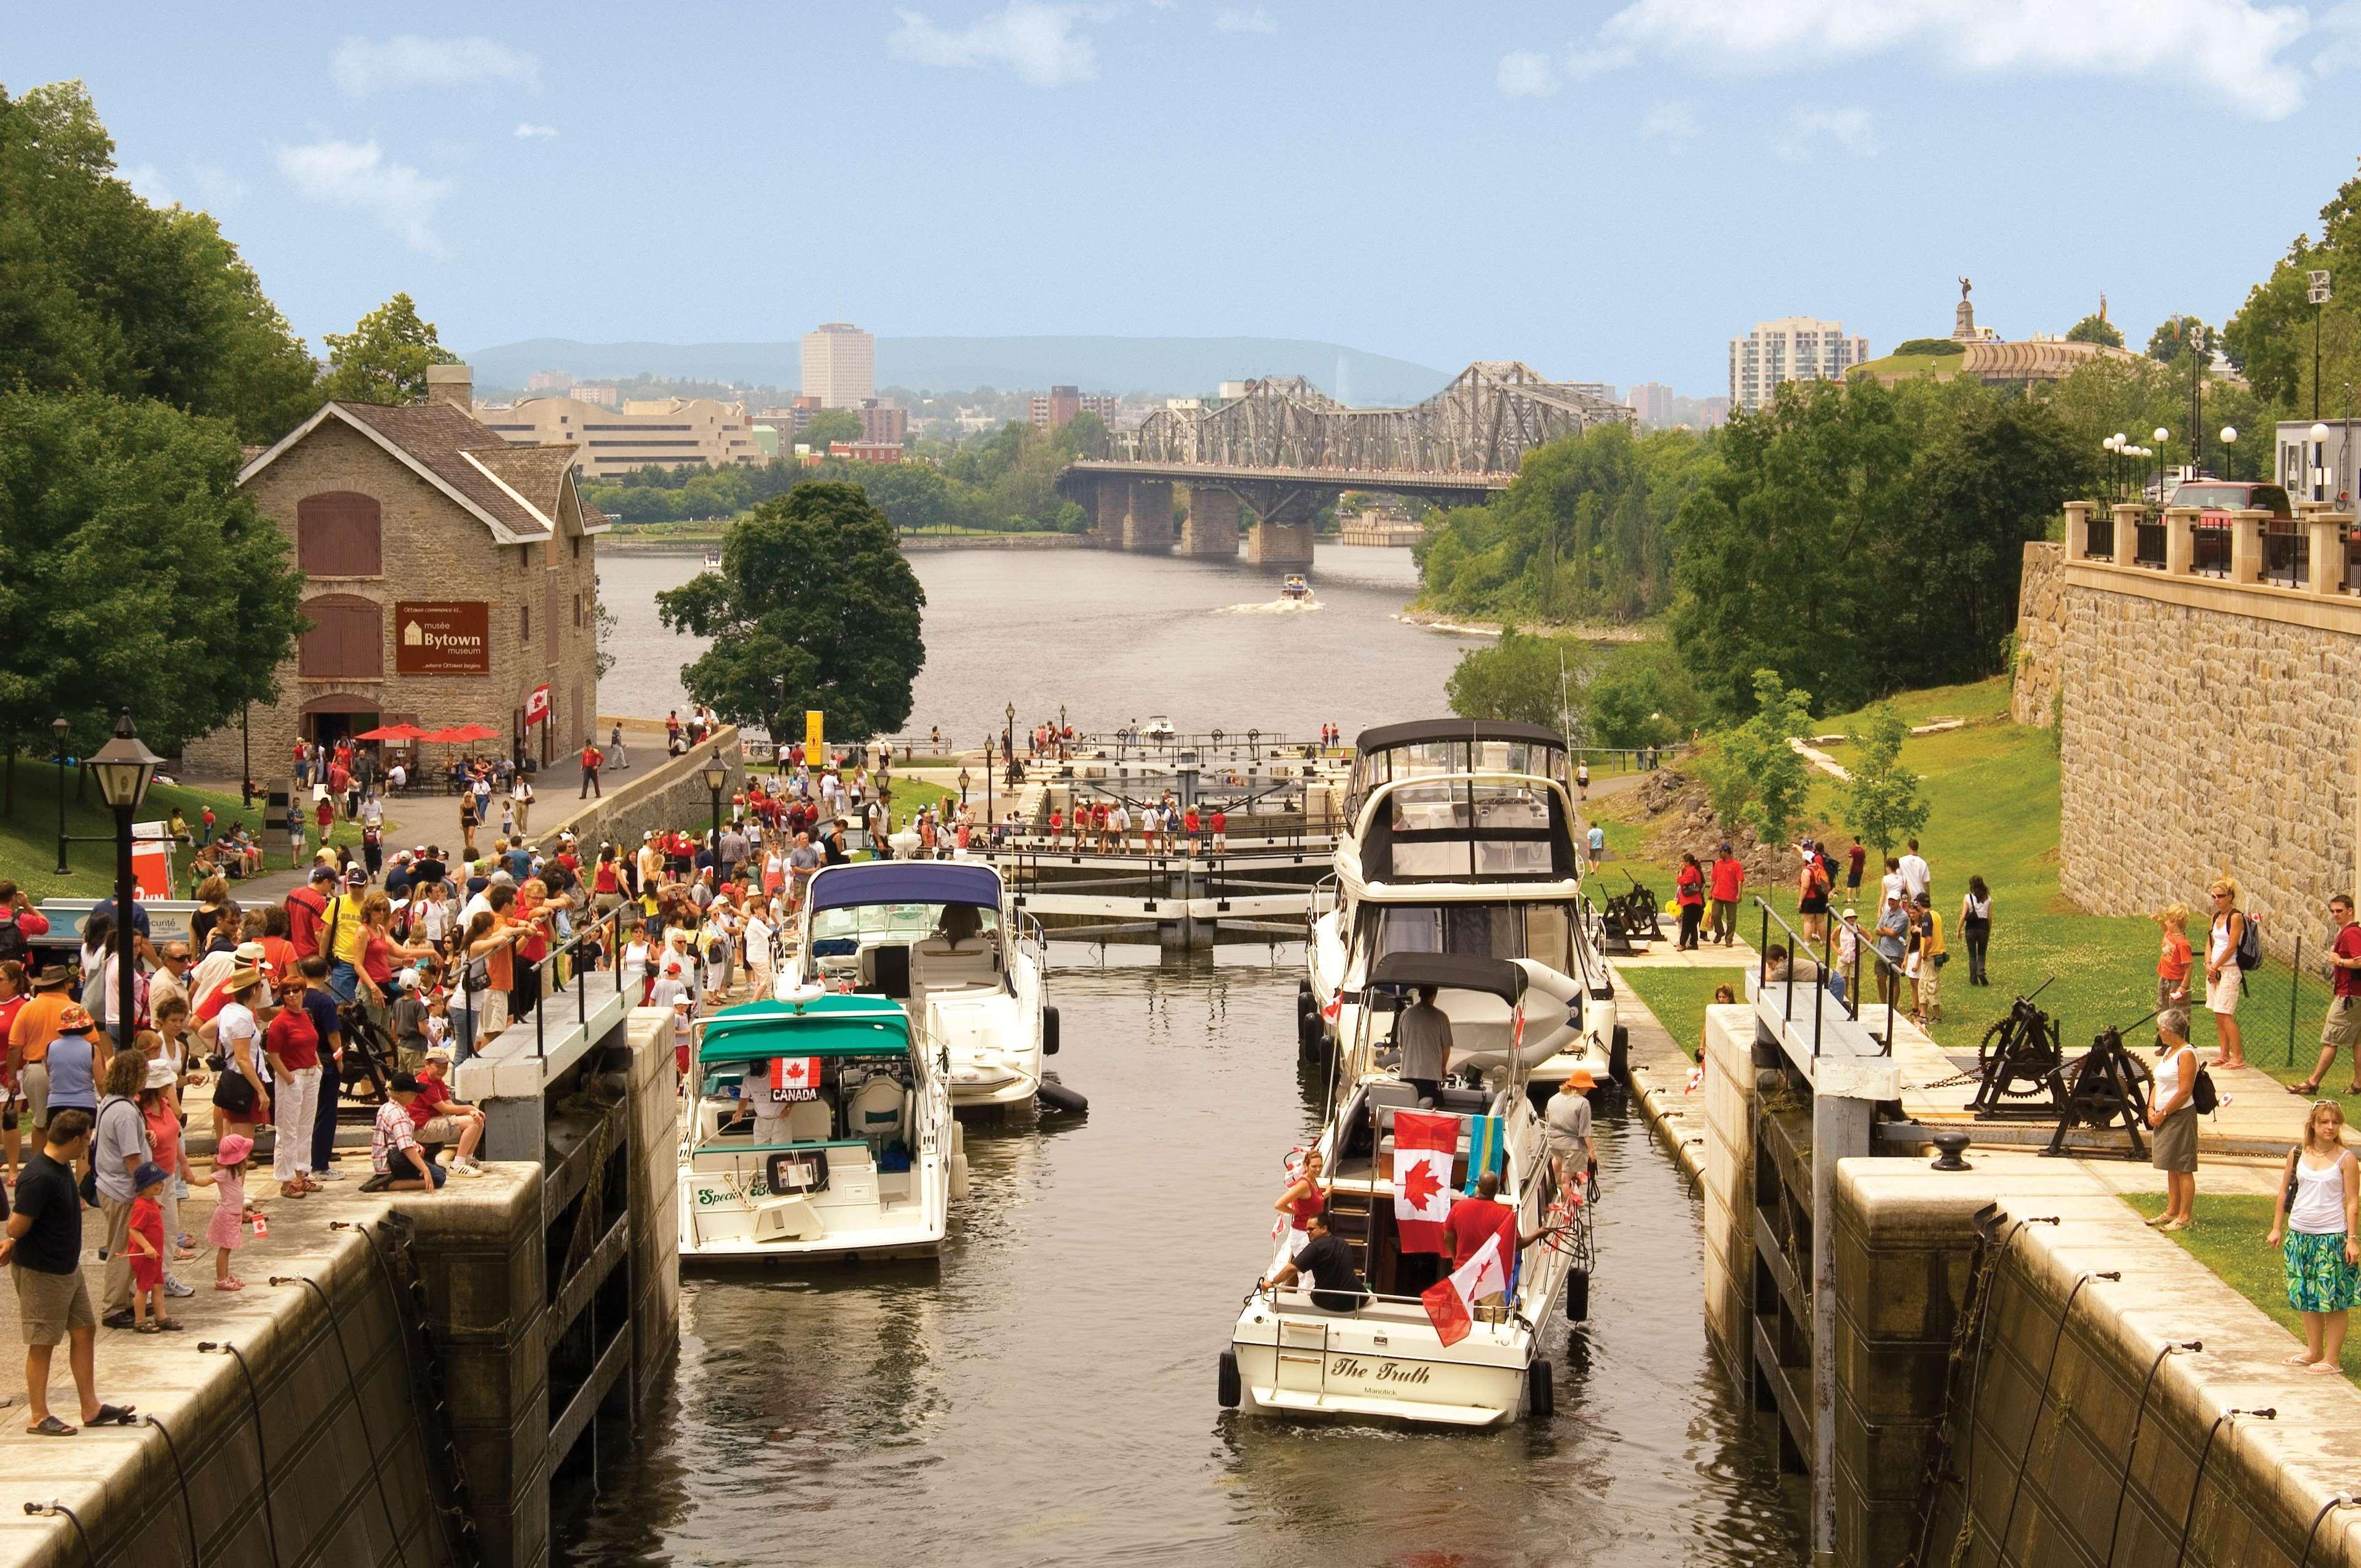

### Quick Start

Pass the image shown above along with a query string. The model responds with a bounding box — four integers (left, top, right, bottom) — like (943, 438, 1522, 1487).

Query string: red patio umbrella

(355, 723, 427, 742)
(419, 724, 499, 744)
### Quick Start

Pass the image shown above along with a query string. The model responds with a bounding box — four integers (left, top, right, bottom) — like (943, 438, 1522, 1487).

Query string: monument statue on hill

(1953, 276, 1978, 341)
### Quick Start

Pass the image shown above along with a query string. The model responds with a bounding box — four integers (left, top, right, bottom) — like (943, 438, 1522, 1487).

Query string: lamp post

(2103, 434, 2121, 502)
(2186, 323, 2207, 470)
(2312, 421, 2333, 504)
(2311, 270, 2333, 420)
(2219, 425, 2238, 482)
(985, 734, 995, 835)
(1004, 702, 1017, 786)
(86, 710, 159, 1046)
(701, 751, 728, 858)
(51, 717, 69, 875)
(2153, 427, 2172, 504)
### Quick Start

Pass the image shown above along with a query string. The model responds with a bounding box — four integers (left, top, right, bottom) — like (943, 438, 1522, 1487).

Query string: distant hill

(461, 335, 1454, 406)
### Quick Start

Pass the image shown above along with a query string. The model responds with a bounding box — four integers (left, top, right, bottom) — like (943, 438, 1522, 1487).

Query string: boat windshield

(1364, 901, 1574, 971)
(1349, 738, 1565, 806)
(1360, 775, 1568, 882)
(810, 901, 1001, 950)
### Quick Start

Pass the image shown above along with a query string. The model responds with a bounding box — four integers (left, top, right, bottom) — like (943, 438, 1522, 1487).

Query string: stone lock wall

(2047, 572, 2358, 959)
(529, 725, 747, 852)
(2009, 540, 2064, 727)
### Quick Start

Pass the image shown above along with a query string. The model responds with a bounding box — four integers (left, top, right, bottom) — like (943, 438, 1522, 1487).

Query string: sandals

(2292, 1082, 2322, 1096)
(24, 1416, 74, 1437)
(85, 1404, 135, 1425)
(134, 1322, 160, 1335)
(215, 1278, 244, 1292)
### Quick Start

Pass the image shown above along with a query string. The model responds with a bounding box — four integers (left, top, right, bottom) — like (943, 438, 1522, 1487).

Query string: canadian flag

(768, 1056, 821, 1103)
(1421, 1229, 1512, 1348)
(1392, 1109, 1458, 1254)
(523, 684, 552, 728)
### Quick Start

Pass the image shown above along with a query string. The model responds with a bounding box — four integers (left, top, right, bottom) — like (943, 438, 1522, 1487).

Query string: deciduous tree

(318, 293, 459, 405)
(1837, 703, 1927, 858)
(656, 483, 925, 741)
(1700, 670, 1812, 846)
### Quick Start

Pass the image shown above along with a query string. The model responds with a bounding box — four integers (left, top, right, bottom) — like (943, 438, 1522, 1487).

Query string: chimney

(425, 362, 473, 413)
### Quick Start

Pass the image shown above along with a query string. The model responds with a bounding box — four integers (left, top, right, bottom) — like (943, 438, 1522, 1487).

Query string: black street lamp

(87, 709, 160, 1045)
(985, 734, 995, 837)
(50, 716, 69, 875)
(1004, 702, 1018, 786)
(701, 751, 728, 856)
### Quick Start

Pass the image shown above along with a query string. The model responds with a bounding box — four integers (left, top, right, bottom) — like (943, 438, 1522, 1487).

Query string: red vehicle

(2167, 480, 2295, 520)
(2167, 481, 2297, 577)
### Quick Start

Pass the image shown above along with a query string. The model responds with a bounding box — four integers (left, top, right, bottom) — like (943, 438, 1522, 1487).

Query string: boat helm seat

(846, 1071, 907, 1155)
(783, 1093, 835, 1144)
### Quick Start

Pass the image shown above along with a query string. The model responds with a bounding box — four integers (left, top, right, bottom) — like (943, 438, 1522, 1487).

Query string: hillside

(462, 336, 1454, 405)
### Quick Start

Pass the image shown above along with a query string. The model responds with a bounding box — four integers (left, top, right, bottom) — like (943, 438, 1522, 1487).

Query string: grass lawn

(748, 766, 956, 837)
(1620, 966, 1742, 1059)
(0, 759, 357, 901)
(2121, 1191, 2359, 1383)
(1591, 676, 2352, 1111)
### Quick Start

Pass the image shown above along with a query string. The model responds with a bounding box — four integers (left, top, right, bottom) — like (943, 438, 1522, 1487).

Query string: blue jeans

(327, 962, 359, 1004)
(312, 1051, 341, 1169)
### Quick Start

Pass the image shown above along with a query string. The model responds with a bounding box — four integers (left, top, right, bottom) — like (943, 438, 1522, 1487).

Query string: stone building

(181, 363, 606, 775)
(474, 392, 764, 477)
(2012, 501, 2361, 957)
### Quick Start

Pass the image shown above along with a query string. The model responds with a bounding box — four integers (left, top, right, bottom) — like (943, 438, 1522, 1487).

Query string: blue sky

(7, 1, 2360, 397)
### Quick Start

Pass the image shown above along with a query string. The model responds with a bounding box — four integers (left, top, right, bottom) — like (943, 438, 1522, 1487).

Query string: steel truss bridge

(1057, 363, 1635, 560)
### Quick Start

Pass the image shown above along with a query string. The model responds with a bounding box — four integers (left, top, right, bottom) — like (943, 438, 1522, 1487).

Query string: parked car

(2167, 480, 2295, 519)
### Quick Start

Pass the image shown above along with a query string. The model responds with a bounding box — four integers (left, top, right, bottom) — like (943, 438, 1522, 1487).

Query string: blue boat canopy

(808, 861, 1002, 913)
(697, 994, 913, 1064)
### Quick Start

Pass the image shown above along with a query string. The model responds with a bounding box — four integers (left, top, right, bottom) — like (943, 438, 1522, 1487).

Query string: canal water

(566, 544, 1809, 1566)
(597, 543, 1487, 743)
(554, 956, 1807, 1568)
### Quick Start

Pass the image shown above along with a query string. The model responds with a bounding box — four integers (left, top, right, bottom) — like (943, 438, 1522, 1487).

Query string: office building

(477, 395, 764, 475)
(801, 322, 876, 408)
(1030, 386, 1082, 430)
(1626, 382, 1675, 424)
(1729, 317, 1870, 413)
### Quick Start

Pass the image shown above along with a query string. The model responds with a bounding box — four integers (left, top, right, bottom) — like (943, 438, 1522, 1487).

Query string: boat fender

(1526, 1358, 1554, 1420)
(1608, 1023, 1631, 1085)
(1566, 1268, 1590, 1323)
(1217, 1349, 1243, 1409)
(1037, 1079, 1090, 1114)
(948, 1152, 971, 1201)
(1453, 960, 1584, 1071)
(1042, 1005, 1060, 1056)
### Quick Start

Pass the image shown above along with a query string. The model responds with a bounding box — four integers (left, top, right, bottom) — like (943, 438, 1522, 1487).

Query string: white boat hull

(679, 1153, 949, 1266)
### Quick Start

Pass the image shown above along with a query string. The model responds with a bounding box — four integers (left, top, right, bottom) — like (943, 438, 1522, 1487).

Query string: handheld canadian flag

(1392, 1109, 1458, 1254)
(524, 683, 552, 729)
(1421, 1229, 1511, 1348)
(767, 1056, 822, 1103)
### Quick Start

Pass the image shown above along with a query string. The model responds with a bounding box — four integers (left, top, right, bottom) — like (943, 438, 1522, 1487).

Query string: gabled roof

(237, 400, 567, 544)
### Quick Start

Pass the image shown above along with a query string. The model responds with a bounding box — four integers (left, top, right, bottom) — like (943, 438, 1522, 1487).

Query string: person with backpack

(2206, 876, 2254, 1071)
(0, 884, 47, 976)
(2294, 893, 2361, 1098)
(2147, 991, 2200, 1232)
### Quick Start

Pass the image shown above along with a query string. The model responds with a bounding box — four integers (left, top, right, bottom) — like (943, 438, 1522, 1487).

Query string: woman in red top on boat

(1272, 1147, 1327, 1257)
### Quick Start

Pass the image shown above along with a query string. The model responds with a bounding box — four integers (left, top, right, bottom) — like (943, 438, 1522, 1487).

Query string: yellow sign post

(805, 710, 824, 761)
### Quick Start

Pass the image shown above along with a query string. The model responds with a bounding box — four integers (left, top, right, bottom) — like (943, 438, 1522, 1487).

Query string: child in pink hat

(202, 1134, 247, 1290)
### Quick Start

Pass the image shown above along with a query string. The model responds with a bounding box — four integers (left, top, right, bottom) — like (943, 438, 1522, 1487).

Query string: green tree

(2065, 313, 2124, 348)
(1445, 628, 1597, 732)
(318, 293, 459, 405)
(0, 391, 306, 759)
(1836, 703, 1927, 858)
(0, 81, 317, 440)
(655, 483, 925, 740)
(2146, 314, 2210, 363)
(1585, 641, 1705, 749)
(797, 409, 862, 450)
(1701, 670, 1812, 845)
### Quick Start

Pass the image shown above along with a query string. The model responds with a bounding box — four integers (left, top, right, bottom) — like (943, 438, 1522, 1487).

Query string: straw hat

(220, 966, 266, 994)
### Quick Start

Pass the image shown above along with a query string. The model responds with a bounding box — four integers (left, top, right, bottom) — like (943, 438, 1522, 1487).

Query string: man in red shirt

(285, 865, 335, 960)
(579, 740, 603, 799)
(1439, 1171, 1555, 1314)
(1708, 842, 1745, 948)
(2298, 892, 2361, 1096)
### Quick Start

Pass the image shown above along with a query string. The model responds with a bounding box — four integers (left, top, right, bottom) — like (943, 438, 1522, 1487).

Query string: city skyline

(7, 2, 2360, 394)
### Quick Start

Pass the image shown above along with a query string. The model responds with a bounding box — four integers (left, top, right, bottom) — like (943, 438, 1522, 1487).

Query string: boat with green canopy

(678, 988, 962, 1265)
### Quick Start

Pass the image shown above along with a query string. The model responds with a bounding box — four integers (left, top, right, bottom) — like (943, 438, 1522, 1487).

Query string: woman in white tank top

(2204, 876, 2248, 1068)
(2268, 1099, 2361, 1372)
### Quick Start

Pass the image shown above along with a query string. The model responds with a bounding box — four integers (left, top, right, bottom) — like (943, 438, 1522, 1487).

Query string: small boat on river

(1282, 573, 1311, 601)
(678, 989, 959, 1265)
(1223, 952, 1597, 1426)
(784, 860, 1057, 1115)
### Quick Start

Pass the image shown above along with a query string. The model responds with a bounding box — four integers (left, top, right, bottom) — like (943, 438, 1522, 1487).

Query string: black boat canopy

(1365, 951, 1528, 1004)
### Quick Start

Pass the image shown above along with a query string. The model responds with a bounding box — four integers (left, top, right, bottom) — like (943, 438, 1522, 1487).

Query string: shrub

(1892, 338, 1967, 358)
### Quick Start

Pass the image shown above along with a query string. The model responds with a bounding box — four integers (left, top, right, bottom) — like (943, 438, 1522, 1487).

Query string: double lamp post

(54, 709, 163, 1045)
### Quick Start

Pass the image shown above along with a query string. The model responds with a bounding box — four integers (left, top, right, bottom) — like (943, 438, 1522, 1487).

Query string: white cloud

(120, 163, 172, 205)
(276, 140, 453, 256)
(1526, 0, 2316, 119)
(889, 3, 1100, 87)
(190, 164, 248, 207)
(331, 34, 540, 97)
(1776, 106, 1878, 159)
(1640, 100, 1701, 151)
(1215, 8, 1277, 32)
(1496, 50, 1560, 96)
(514, 122, 560, 139)
(2317, 1, 2361, 72)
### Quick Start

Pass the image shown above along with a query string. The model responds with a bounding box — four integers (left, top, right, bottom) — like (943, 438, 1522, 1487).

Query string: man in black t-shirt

(2, 1109, 131, 1434)
(1260, 1212, 1368, 1313)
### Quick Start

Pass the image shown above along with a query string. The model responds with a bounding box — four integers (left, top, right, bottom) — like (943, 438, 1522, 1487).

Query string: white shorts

(2207, 966, 2244, 1015)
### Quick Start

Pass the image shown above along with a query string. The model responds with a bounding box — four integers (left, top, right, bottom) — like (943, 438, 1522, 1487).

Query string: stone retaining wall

(2009, 540, 2063, 727)
(530, 725, 748, 852)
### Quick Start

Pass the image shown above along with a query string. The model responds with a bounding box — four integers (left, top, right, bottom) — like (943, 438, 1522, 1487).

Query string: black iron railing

(1751, 895, 1908, 1058)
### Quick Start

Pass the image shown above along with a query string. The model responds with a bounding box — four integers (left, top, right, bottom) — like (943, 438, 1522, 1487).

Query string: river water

(562, 545, 1810, 1567)
(597, 543, 1487, 743)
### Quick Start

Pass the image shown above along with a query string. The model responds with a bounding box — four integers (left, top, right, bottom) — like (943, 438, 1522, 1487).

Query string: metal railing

(2133, 520, 2169, 569)
(2261, 526, 2310, 588)
(511, 900, 631, 1061)
(1750, 895, 1908, 1058)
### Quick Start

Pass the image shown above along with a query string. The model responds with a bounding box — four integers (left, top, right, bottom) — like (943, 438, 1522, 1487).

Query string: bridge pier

(1177, 486, 1239, 556)
(1122, 479, 1173, 552)
(1245, 519, 1316, 567)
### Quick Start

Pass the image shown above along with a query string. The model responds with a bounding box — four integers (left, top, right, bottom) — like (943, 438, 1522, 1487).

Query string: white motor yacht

(678, 989, 958, 1265)
(785, 860, 1056, 1115)
(1303, 720, 1622, 1105)
(1224, 952, 1598, 1426)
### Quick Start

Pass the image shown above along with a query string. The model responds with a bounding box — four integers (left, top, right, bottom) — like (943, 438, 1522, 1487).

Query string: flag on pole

(1421, 1229, 1512, 1348)
(1392, 1109, 1458, 1253)
(1461, 1114, 1507, 1194)
(524, 683, 552, 729)
(767, 1056, 822, 1103)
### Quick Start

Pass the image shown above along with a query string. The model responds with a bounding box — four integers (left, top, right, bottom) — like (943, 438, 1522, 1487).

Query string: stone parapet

(528, 725, 747, 852)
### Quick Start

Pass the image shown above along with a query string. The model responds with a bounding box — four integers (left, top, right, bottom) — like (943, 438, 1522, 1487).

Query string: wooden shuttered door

(298, 595, 384, 678)
(296, 492, 384, 576)
(545, 573, 560, 662)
